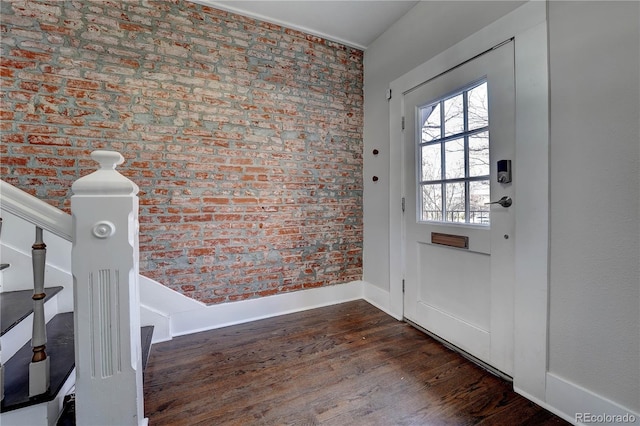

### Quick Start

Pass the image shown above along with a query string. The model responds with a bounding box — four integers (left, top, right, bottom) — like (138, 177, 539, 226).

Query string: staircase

(0, 151, 153, 425)
(0, 288, 154, 424)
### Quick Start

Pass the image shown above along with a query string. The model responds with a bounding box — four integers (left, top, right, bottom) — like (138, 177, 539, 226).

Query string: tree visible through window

(418, 80, 490, 225)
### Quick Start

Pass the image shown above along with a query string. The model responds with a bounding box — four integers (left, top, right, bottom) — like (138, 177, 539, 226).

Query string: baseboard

(139, 304, 171, 343)
(544, 372, 639, 425)
(362, 281, 402, 320)
(170, 280, 365, 337)
(514, 385, 576, 425)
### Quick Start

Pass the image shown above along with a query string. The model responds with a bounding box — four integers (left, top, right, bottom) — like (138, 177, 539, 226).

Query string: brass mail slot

(431, 232, 469, 249)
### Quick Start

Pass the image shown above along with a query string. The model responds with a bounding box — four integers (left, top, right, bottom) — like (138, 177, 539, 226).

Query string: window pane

(421, 103, 441, 142)
(421, 144, 441, 181)
(415, 79, 490, 226)
(421, 183, 442, 221)
(469, 132, 489, 177)
(468, 82, 488, 130)
(445, 182, 465, 223)
(467, 82, 489, 130)
(443, 94, 464, 137)
(445, 138, 465, 180)
(469, 180, 490, 225)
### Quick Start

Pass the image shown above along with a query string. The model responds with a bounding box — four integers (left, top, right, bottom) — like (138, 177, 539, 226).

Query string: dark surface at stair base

(1, 286, 64, 336)
(141, 325, 154, 373)
(2, 315, 154, 417)
(55, 326, 155, 426)
(1, 312, 74, 413)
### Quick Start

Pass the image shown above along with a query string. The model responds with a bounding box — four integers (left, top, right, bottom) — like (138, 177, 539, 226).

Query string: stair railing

(0, 180, 73, 240)
(0, 150, 146, 425)
(1, 166, 72, 404)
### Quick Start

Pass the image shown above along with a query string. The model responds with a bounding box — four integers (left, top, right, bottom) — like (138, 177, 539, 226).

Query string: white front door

(403, 41, 515, 376)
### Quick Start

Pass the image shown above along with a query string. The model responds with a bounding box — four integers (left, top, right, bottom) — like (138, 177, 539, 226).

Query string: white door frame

(388, 1, 549, 402)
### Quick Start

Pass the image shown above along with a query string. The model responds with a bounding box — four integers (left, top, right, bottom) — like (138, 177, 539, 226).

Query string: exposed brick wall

(0, 0, 363, 304)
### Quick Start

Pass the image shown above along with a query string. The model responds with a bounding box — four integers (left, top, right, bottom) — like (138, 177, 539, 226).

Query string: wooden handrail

(0, 180, 72, 241)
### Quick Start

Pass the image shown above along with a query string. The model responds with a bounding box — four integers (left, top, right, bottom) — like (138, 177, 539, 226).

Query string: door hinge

(386, 88, 392, 100)
(401, 116, 405, 131)
(401, 197, 405, 213)
(402, 279, 405, 293)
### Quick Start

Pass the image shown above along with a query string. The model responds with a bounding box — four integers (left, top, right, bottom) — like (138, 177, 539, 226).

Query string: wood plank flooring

(144, 300, 568, 425)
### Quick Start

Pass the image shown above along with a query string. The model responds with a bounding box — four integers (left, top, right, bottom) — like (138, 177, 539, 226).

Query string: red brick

(1, 0, 363, 306)
(9, 49, 51, 61)
(1, 157, 29, 166)
(18, 124, 58, 133)
(0, 67, 15, 77)
(39, 23, 74, 36)
(36, 157, 75, 167)
(27, 134, 70, 146)
(67, 78, 101, 91)
(0, 110, 14, 120)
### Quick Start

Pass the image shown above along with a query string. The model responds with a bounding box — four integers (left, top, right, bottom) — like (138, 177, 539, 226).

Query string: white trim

(389, 1, 546, 97)
(0, 180, 72, 241)
(139, 274, 204, 313)
(139, 274, 203, 342)
(50, 368, 76, 426)
(363, 281, 400, 320)
(514, 386, 576, 425)
(388, 0, 549, 402)
(1, 402, 48, 426)
(545, 372, 640, 426)
(170, 281, 364, 337)
(190, 0, 368, 50)
(139, 305, 171, 344)
(512, 19, 550, 401)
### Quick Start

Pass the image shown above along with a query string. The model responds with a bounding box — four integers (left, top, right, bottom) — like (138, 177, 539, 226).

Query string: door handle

(485, 196, 512, 208)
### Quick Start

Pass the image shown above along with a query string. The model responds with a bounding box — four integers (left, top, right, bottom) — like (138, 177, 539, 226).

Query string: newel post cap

(72, 150, 139, 196)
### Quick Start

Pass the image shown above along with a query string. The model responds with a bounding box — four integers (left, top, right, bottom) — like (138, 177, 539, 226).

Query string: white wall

(362, 1, 525, 292)
(547, 1, 640, 413)
(364, 0, 639, 418)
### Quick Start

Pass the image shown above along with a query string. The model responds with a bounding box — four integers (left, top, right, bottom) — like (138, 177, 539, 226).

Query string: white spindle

(29, 226, 50, 397)
(71, 151, 146, 426)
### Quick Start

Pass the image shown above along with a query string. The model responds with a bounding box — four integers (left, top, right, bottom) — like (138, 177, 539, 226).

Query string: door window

(418, 80, 490, 225)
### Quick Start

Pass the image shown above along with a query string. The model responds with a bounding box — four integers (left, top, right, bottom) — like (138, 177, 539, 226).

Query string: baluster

(29, 226, 50, 396)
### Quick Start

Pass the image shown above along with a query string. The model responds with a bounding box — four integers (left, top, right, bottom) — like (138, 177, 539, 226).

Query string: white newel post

(71, 151, 147, 426)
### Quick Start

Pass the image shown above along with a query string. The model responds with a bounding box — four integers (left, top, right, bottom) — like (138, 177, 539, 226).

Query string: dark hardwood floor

(144, 300, 568, 425)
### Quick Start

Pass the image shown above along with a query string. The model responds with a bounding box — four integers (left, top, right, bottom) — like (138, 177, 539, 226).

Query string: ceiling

(193, 1, 420, 50)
